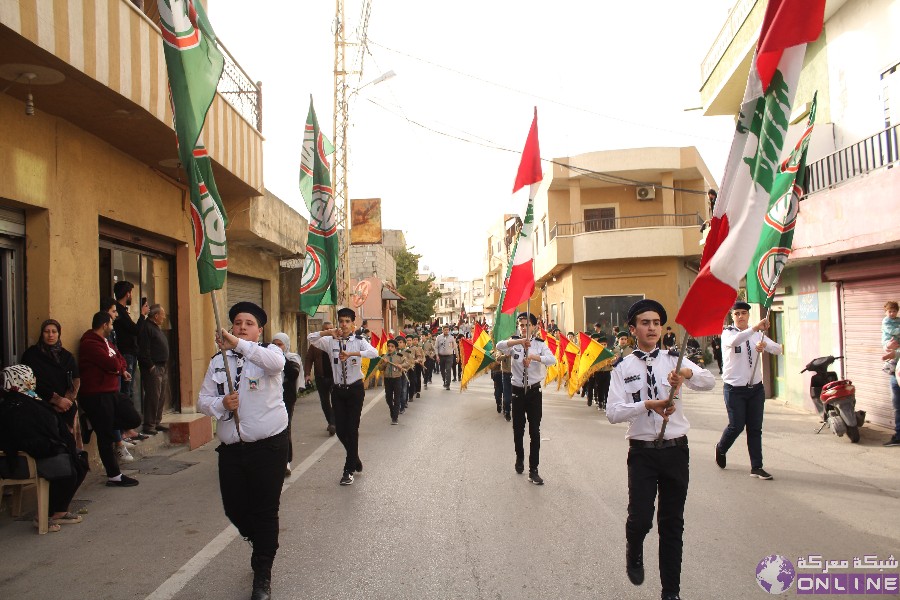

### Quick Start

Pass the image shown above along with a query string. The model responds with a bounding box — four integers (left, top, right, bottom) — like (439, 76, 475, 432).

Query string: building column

(662, 172, 675, 215)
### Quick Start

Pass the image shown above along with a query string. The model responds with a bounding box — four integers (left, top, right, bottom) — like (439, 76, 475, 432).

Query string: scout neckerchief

(632, 348, 660, 416)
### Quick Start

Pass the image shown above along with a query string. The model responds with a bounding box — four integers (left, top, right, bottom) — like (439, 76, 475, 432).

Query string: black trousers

(315, 377, 335, 426)
(511, 385, 542, 470)
(597, 370, 612, 407)
(439, 355, 454, 387)
(332, 381, 365, 472)
(384, 377, 401, 420)
(411, 364, 423, 394)
(284, 398, 296, 463)
(423, 358, 434, 383)
(217, 429, 289, 576)
(626, 443, 690, 596)
(491, 370, 503, 406)
(79, 393, 122, 478)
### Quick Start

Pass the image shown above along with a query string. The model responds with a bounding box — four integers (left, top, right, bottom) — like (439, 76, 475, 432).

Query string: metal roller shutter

(227, 274, 264, 308)
(841, 276, 900, 429)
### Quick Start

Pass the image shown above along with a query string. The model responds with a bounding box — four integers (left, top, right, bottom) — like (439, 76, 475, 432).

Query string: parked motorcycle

(801, 355, 866, 443)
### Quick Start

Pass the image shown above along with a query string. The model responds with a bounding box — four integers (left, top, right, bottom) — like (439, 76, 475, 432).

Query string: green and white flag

(746, 94, 817, 307)
(299, 97, 338, 315)
(158, 0, 228, 293)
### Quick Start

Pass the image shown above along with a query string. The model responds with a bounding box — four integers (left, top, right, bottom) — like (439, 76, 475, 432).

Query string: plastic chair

(0, 451, 50, 534)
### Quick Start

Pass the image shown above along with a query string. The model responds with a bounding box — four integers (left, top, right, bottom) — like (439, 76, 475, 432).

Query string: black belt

(724, 382, 763, 390)
(629, 435, 688, 449)
(334, 380, 364, 389)
(512, 383, 541, 392)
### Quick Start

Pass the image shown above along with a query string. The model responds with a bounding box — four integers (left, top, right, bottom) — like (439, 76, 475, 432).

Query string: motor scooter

(801, 355, 866, 443)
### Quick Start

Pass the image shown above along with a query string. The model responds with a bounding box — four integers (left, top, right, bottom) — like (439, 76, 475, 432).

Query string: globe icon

(755, 555, 796, 594)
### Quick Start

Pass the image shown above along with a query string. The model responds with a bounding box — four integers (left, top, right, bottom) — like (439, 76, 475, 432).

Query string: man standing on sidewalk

(496, 312, 556, 485)
(138, 304, 170, 435)
(714, 301, 783, 480)
(304, 321, 337, 436)
(606, 299, 714, 600)
(308, 308, 379, 485)
(435, 324, 457, 390)
(112, 281, 148, 400)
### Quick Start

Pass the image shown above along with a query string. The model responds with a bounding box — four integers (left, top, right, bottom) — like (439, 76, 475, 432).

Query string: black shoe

(327, 424, 336, 436)
(715, 445, 726, 469)
(340, 471, 354, 486)
(587, 398, 592, 406)
(750, 467, 773, 480)
(355, 459, 363, 473)
(106, 474, 139, 487)
(515, 460, 524, 474)
(154, 424, 169, 432)
(424, 383, 428, 389)
(391, 419, 398, 425)
(497, 404, 502, 413)
(141, 428, 158, 436)
(505, 413, 511, 422)
(626, 542, 644, 585)
(444, 385, 450, 390)
(661, 594, 682, 600)
(884, 436, 900, 447)
(416, 392, 420, 398)
(528, 470, 544, 485)
(251, 574, 272, 600)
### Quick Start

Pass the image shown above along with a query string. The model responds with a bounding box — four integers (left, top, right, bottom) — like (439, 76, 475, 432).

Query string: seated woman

(20, 319, 82, 449)
(0, 365, 87, 532)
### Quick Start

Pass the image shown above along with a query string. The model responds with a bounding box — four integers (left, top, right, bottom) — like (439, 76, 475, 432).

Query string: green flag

(299, 97, 338, 315)
(491, 229, 520, 347)
(158, 0, 228, 293)
(746, 94, 817, 307)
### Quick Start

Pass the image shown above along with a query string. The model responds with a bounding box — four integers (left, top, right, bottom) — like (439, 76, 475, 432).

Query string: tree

(395, 247, 441, 323)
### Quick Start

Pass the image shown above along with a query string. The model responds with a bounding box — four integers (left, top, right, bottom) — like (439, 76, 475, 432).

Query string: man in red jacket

(78, 311, 140, 487)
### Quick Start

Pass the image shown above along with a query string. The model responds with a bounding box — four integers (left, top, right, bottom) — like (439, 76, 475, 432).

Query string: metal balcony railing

(549, 213, 703, 240)
(805, 124, 898, 195)
(216, 39, 262, 132)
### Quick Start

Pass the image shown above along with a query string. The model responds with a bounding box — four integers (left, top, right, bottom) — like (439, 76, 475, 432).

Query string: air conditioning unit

(636, 186, 656, 201)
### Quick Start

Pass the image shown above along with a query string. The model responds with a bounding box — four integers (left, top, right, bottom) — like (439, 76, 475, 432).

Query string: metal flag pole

(656, 330, 691, 443)
(210, 289, 241, 439)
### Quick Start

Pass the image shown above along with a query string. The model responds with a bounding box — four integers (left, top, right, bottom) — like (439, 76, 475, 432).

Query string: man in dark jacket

(113, 281, 148, 400)
(79, 312, 140, 487)
(138, 304, 170, 435)
(304, 321, 336, 436)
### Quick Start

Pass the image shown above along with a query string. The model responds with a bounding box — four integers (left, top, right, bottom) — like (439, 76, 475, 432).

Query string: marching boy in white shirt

(607, 299, 714, 600)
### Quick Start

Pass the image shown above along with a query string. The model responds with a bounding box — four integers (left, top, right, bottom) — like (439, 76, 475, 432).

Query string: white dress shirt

(307, 332, 379, 385)
(435, 333, 458, 356)
(721, 326, 783, 387)
(197, 338, 288, 444)
(607, 349, 715, 441)
(495, 336, 557, 388)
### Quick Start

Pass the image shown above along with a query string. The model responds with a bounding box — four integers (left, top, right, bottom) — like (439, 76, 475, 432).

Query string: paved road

(2, 371, 898, 599)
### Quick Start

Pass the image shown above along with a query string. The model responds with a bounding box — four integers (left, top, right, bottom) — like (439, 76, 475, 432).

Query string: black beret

(229, 301, 267, 327)
(591, 333, 607, 343)
(395, 336, 407, 342)
(626, 299, 667, 325)
(386, 339, 398, 347)
(617, 331, 630, 338)
(337, 307, 356, 320)
(408, 334, 419, 339)
(516, 312, 537, 326)
(732, 301, 751, 311)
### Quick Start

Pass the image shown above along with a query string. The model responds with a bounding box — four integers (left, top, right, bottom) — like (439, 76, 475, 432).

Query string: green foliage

(395, 247, 441, 322)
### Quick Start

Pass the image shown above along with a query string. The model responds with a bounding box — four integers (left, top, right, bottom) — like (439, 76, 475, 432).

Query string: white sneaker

(116, 446, 134, 462)
(121, 440, 136, 448)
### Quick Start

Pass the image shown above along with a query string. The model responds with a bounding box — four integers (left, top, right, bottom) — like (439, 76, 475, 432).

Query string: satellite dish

(350, 279, 371, 308)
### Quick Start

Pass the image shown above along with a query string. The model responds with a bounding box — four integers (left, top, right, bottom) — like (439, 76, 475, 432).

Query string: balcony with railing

(537, 213, 704, 280)
(804, 124, 898, 195)
(792, 123, 900, 260)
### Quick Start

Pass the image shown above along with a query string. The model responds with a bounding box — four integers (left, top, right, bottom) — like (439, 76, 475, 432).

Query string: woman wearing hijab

(20, 319, 82, 450)
(0, 364, 87, 532)
(272, 332, 303, 477)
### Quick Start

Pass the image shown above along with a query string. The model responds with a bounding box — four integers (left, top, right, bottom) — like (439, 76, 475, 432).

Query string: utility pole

(332, 0, 373, 307)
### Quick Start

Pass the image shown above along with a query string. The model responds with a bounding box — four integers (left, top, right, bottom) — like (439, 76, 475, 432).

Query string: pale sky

(211, 1, 738, 279)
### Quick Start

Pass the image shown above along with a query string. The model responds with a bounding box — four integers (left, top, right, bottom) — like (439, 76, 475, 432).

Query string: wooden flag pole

(747, 306, 771, 387)
(656, 330, 691, 443)
(210, 289, 241, 438)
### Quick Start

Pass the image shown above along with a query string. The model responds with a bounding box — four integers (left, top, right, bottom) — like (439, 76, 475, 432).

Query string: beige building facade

(532, 147, 715, 336)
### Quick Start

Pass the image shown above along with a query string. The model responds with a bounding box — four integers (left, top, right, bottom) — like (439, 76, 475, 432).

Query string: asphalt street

(1, 370, 898, 600)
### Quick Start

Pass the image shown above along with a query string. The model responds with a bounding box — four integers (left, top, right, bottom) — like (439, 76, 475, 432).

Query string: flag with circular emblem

(299, 97, 338, 316)
(746, 94, 817, 307)
(158, 0, 228, 293)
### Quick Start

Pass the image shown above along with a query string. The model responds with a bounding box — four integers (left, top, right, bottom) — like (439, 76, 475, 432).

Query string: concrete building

(483, 214, 522, 324)
(433, 276, 463, 325)
(341, 228, 405, 336)
(532, 147, 715, 336)
(699, 0, 900, 428)
(0, 1, 307, 449)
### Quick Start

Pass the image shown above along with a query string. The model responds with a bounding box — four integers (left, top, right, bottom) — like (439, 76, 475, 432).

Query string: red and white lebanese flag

(500, 108, 542, 313)
(676, 0, 824, 337)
